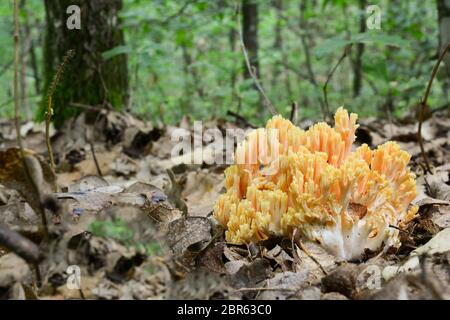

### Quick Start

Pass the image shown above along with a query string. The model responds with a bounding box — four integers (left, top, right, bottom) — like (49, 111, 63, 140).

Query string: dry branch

(0, 224, 43, 264)
(13, 0, 49, 240)
(237, 5, 278, 116)
(45, 49, 75, 170)
(418, 42, 450, 173)
(323, 44, 352, 121)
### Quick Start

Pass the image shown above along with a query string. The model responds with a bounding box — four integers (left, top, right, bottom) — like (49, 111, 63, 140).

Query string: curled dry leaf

(257, 271, 309, 300)
(383, 228, 450, 283)
(196, 242, 226, 274)
(226, 258, 272, 299)
(0, 253, 31, 290)
(0, 202, 39, 235)
(168, 268, 231, 300)
(294, 242, 338, 284)
(182, 170, 224, 217)
(0, 148, 56, 214)
(66, 175, 109, 192)
(263, 245, 294, 272)
(55, 181, 174, 220)
(166, 217, 212, 258)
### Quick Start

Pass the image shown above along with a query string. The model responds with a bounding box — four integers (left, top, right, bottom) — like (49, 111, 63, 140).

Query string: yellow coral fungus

(214, 107, 418, 260)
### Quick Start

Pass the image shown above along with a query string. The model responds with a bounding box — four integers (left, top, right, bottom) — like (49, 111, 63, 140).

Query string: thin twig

(33, 263, 42, 288)
(0, 224, 43, 264)
(13, 0, 22, 152)
(226, 110, 257, 128)
(323, 44, 352, 121)
(78, 288, 86, 300)
(0, 223, 44, 288)
(237, 5, 277, 116)
(297, 240, 328, 276)
(89, 141, 103, 177)
(13, 0, 49, 240)
(388, 224, 410, 235)
(235, 287, 296, 292)
(298, 1, 327, 120)
(45, 49, 75, 170)
(418, 42, 450, 173)
(289, 101, 298, 123)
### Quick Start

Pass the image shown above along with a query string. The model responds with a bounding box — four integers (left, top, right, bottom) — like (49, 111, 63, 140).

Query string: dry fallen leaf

(166, 217, 212, 259)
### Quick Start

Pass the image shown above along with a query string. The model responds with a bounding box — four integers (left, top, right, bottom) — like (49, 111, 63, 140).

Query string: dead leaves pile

(0, 108, 450, 300)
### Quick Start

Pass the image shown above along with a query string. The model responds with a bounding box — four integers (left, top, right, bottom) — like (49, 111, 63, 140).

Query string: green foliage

(314, 32, 410, 57)
(102, 45, 133, 60)
(89, 219, 135, 245)
(88, 218, 162, 257)
(0, 0, 446, 124)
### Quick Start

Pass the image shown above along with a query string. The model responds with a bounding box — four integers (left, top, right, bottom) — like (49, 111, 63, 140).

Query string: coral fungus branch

(215, 107, 418, 260)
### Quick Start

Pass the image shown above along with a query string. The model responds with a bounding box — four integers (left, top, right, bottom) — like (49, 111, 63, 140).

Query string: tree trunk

(242, 0, 259, 80)
(353, 0, 367, 97)
(41, 0, 128, 127)
(437, 0, 450, 89)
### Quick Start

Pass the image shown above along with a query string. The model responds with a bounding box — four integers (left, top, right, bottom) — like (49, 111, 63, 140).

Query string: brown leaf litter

(0, 109, 450, 299)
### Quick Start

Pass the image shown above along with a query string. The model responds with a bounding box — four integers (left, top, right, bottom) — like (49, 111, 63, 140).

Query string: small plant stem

(45, 49, 74, 170)
(237, 4, 278, 117)
(323, 44, 352, 122)
(15, 0, 49, 240)
(418, 43, 450, 173)
(46, 96, 55, 169)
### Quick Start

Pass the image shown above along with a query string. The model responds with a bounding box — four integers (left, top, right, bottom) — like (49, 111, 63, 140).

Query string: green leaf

(102, 45, 132, 60)
(314, 32, 410, 57)
(175, 29, 193, 47)
(313, 35, 348, 57)
(351, 32, 409, 47)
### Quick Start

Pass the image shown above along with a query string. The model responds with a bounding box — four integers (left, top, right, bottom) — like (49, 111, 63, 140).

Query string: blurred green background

(0, 0, 447, 125)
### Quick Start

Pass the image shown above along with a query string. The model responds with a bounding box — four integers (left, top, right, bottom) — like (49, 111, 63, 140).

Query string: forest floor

(0, 109, 449, 300)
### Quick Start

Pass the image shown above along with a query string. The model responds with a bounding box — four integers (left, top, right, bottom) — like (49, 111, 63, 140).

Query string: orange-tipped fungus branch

(214, 108, 418, 260)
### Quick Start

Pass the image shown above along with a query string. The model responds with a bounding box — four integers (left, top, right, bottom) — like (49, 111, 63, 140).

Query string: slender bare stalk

(297, 240, 328, 276)
(89, 141, 103, 177)
(14, 0, 49, 240)
(289, 101, 298, 123)
(13, 0, 46, 285)
(45, 49, 74, 170)
(0, 224, 42, 264)
(418, 42, 450, 173)
(323, 44, 352, 121)
(298, 0, 327, 120)
(237, 5, 278, 116)
(45, 96, 55, 168)
(13, 0, 22, 150)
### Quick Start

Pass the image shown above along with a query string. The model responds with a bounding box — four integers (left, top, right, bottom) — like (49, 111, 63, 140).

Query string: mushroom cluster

(214, 108, 418, 260)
